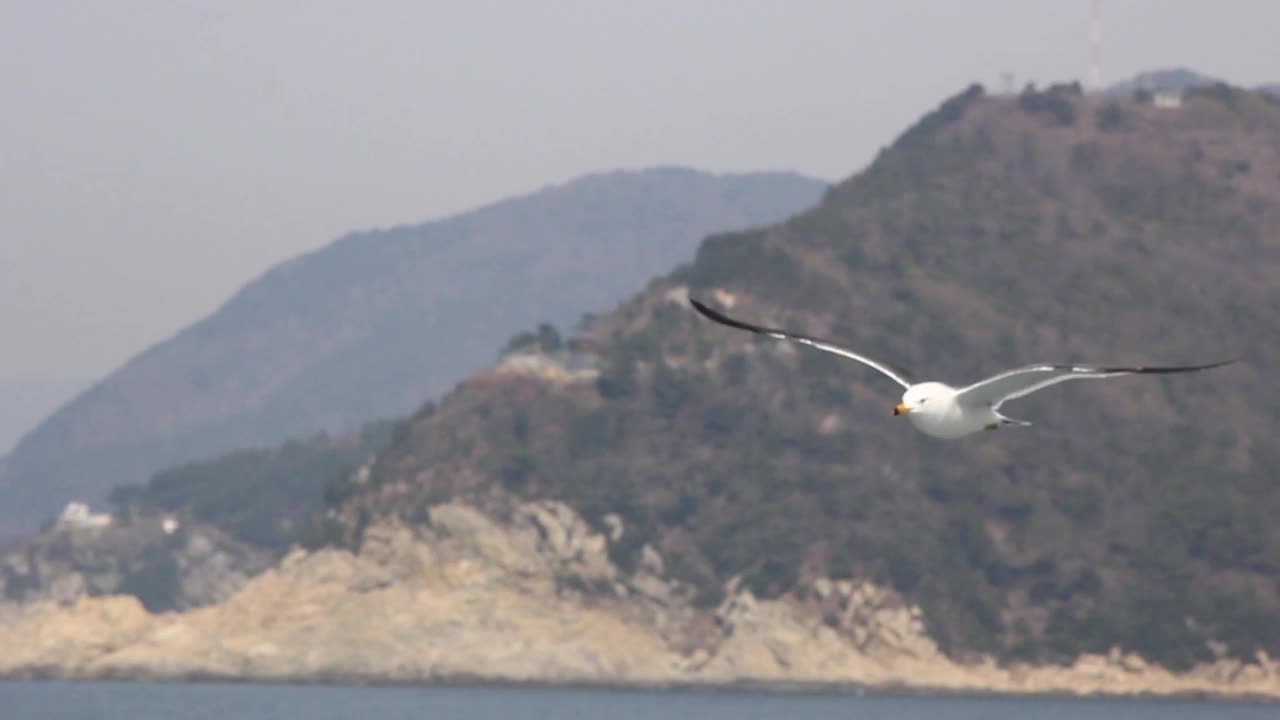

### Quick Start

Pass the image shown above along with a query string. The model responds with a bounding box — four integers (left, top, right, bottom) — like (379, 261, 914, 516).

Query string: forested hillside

(328, 83, 1280, 670)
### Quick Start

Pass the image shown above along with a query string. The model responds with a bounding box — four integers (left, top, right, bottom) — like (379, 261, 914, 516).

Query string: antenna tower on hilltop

(1090, 0, 1102, 92)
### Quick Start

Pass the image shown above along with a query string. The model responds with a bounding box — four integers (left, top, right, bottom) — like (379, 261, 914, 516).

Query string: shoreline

(5, 511, 1279, 707)
(2, 670, 1276, 705)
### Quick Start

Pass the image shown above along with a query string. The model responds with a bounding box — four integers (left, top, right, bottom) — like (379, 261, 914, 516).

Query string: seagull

(689, 298, 1237, 439)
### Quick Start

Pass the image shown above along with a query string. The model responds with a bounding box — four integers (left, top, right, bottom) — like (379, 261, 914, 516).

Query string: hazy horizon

(4, 1, 1280, 452)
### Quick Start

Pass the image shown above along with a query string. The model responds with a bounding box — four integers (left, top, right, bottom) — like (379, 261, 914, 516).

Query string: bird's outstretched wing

(954, 360, 1238, 409)
(689, 298, 913, 389)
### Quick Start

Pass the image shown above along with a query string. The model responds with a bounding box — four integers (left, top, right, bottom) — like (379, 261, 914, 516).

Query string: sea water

(0, 681, 1274, 720)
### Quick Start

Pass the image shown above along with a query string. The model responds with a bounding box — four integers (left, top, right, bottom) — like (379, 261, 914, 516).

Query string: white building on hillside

(56, 501, 112, 530)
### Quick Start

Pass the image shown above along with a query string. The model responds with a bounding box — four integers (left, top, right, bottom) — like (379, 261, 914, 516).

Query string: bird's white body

(897, 381, 1003, 439)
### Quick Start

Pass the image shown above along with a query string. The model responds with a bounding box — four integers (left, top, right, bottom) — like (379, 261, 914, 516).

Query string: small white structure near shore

(56, 501, 112, 531)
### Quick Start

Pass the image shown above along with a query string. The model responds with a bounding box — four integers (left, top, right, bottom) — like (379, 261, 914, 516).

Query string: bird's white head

(893, 382, 952, 417)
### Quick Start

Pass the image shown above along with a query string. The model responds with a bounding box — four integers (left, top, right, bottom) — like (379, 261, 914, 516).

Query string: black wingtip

(688, 297, 732, 324)
(1104, 358, 1241, 375)
(688, 297, 713, 315)
(689, 297, 766, 335)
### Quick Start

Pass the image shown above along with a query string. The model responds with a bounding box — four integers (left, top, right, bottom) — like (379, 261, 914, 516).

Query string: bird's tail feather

(997, 413, 1032, 428)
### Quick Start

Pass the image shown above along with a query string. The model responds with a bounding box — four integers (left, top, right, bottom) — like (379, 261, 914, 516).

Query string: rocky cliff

(2, 500, 1277, 701)
(1, 511, 273, 615)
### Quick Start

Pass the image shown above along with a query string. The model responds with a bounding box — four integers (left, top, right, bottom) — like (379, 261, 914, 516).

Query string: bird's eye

(919, 398, 928, 404)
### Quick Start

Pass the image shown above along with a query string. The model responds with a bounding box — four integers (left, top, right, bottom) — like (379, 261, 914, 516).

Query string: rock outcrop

(1, 513, 273, 614)
(2, 500, 1277, 701)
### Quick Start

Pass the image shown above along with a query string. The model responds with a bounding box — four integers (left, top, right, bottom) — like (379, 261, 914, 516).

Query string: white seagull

(689, 299, 1236, 439)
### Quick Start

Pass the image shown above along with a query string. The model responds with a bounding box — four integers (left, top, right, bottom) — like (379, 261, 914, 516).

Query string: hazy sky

(2, 1, 1278, 390)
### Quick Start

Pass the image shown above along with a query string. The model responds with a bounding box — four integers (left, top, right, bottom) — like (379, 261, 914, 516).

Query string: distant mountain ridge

(0, 167, 826, 539)
(0, 378, 89, 455)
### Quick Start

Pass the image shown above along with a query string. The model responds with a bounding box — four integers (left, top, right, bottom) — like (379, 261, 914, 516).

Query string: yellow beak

(893, 403, 911, 416)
